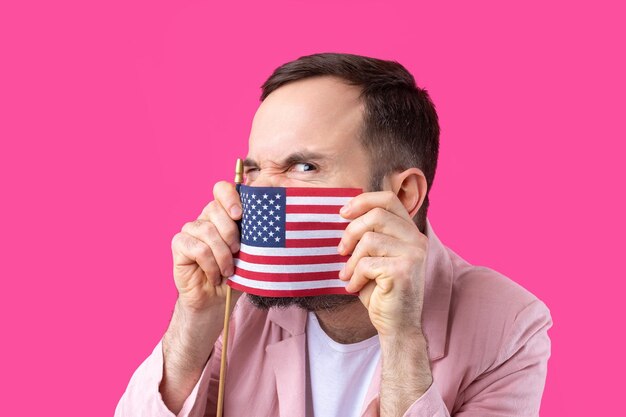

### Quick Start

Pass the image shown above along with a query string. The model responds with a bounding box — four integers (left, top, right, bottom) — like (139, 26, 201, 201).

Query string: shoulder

(448, 245, 550, 319)
(445, 246, 552, 368)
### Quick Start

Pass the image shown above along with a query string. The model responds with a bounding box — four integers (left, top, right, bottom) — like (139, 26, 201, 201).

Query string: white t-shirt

(305, 312, 381, 417)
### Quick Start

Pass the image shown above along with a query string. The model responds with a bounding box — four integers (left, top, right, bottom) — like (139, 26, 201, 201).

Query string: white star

(263, 237, 268, 242)
(275, 226, 280, 231)
(269, 231, 274, 237)
(275, 205, 281, 210)
(263, 215, 268, 221)
(263, 226, 268, 231)
(262, 205, 268, 210)
(253, 236, 257, 241)
(269, 199, 274, 204)
(258, 231, 262, 236)
(275, 237, 281, 242)
(269, 211, 274, 215)
(275, 193, 281, 199)
(269, 221, 274, 226)
(263, 194, 268, 199)
(275, 216, 280, 220)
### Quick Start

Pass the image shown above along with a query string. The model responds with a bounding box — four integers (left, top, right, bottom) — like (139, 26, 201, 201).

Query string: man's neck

(314, 301, 378, 344)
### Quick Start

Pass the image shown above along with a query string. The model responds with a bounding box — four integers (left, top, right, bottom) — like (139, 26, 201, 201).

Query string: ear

(385, 168, 428, 219)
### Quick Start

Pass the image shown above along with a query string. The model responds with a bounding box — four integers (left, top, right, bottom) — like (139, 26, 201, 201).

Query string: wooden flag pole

(216, 158, 243, 417)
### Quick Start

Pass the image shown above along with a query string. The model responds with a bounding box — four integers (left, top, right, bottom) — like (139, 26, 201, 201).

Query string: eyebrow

(243, 151, 329, 169)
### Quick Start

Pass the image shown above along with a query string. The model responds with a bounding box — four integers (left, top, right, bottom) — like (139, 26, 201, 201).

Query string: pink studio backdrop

(1, 1, 624, 415)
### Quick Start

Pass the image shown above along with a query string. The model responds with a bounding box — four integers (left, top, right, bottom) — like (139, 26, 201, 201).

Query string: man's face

(243, 76, 372, 312)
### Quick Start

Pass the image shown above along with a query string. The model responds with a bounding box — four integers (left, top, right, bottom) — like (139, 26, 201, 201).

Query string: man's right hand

(160, 181, 243, 415)
(171, 181, 243, 312)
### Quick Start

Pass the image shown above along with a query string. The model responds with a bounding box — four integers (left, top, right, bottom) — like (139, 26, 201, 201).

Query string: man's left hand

(338, 190, 428, 338)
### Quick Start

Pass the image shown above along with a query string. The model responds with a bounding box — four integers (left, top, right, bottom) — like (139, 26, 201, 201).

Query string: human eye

(244, 167, 260, 183)
(292, 162, 317, 172)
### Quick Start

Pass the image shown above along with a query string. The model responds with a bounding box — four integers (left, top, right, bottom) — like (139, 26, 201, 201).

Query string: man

(115, 53, 552, 417)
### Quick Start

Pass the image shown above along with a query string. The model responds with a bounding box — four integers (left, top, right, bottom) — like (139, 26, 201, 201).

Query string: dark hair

(260, 53, 440, 232)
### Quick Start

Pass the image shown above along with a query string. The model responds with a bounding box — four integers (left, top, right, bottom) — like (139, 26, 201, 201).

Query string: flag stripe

(286, 196, 352, 205)
(229, 274, 347, 290)
(286, 205, 344, 214)
(238, 243, 339, 257)
(238, 251, 348, 265)
(235, 259, 345, 273)
(228, 280, 351, 297)
(286, 222, 346, 231)
(286, 213, 348, 223)
(286, 188, 361, 197)
(286, 238, 341, 248)
(233, 268, 342, 282)
(285, 230, 344, 239)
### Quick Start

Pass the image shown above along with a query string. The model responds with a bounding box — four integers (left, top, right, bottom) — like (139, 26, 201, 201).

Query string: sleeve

(114, 334, 224, 417)
(402, 299, 553, 417)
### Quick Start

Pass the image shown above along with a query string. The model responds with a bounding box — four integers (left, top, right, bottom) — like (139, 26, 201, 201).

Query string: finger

(339, 232, 404, 281)
(172, 233, 222, 286)
(339, 207, 418, 256)
(198, 200, 240, 253)
(345, 256, 390, 294)
(347, 252, 423, 294)
(181, 220, 234, 278)
(213, 181, 242, 220)
(340, 191, 413, 223)
(357, 280, 377, 310)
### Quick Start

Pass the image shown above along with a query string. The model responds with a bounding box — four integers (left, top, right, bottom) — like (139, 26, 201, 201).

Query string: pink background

(1, 1, 624, 415)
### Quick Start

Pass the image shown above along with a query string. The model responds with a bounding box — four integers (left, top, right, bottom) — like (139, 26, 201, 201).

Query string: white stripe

(235, 259, 345, 273)
(229, 274, 347, 290)
(285, 230, 344, 239)
(286, 196, 353, 206)
(286, 213, 348, 223)
(239, 243, 338, 257)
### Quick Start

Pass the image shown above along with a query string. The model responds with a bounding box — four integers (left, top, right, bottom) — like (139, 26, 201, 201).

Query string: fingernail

(337, 242, 345, 254)
(338, 266, 345, 279)
(340, 204, 350, 215)
(230, 205, 242, 218)
(225, 267, 234, 277)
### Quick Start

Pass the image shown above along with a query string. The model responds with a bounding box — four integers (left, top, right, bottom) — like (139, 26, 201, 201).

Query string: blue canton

(239, 185, 287, 248)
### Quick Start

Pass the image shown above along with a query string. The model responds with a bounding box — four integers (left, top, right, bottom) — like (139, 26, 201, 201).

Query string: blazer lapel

(266, 307, 308, 417)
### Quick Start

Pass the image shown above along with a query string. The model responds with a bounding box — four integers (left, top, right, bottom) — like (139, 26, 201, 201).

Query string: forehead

(247, 76, 365, 160)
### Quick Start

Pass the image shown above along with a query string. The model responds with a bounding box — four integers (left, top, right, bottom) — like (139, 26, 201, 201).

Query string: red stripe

(286, 187, 362, 197)
(237, 252, 348, 265)
(233, 268, 341, 282)
(286, 222, 347, 231)
(286, 205, 342, 214)
(286, 238, 341, 248)
(228, 280, 354, 297)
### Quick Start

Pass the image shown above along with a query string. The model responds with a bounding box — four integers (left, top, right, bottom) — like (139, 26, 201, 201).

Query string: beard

(246, 293, 359, 312)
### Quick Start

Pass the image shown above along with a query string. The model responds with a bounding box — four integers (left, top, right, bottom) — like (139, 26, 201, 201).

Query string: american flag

(228, 185, 361, 297)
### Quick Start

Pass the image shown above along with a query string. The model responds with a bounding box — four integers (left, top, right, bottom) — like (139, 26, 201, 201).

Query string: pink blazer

(115, 220, 552, 417)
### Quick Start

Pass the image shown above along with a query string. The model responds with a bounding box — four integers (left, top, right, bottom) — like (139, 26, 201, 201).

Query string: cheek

(334, 168, 372, 190)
